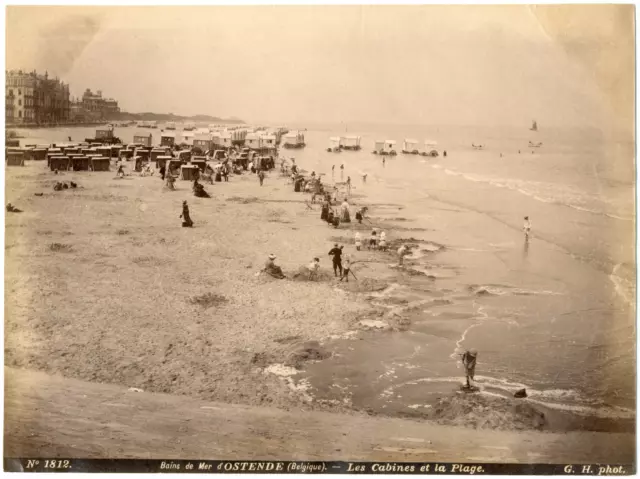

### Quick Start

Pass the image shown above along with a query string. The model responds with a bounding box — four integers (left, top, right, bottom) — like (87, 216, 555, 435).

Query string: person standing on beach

(258, 169, 265, 186)
(180, 200, 193, 227)
(369, 229, 378, 250)
(523, 216, 531, 239)
(362, 173, 367, 184)
(332, 165, 335, 178)
(346, 176, 352, 195)
(397, 243, 408, 265)
(341, 198, 351, 222)
(355, 231, 362, 251)
(382, 157, 386, 167)
(340, 164, 344, 180)
(461, 349, 478, 389)
(340, 255, 351, 282)
(328, 244, 343, 277)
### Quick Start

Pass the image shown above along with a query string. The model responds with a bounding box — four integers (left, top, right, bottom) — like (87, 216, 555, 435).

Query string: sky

(5, 5, 635, 132)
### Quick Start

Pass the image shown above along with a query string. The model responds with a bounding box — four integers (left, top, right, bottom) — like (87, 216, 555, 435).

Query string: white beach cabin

(245, 133, 261, 150)
(383, 140, 397, 155)
(402, 139, 419, 154)
(422, 140, 439, 157)
(328, 137, 341, 152)
(341, 136, 361, 151)
(373, 141, 385, 154)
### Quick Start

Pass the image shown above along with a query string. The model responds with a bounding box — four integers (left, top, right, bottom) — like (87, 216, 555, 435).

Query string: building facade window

(18, 99, 21, 106)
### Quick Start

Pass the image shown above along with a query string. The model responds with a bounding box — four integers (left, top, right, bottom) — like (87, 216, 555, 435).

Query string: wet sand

(5, 368, 635, 463)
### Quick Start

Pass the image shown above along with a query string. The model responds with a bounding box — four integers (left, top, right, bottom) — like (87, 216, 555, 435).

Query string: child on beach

(369, 229, 378, 250)
(355, 232, 362, 251)
(340, 256, 351, 282)
(523, 216, 531, 239)
(307, 257, 320, 280)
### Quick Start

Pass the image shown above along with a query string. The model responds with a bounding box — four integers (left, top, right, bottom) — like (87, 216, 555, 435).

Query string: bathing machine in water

(165, 122, 176, 130)
(341, 135, 361, 151)
(327, 137, 342, 153)
(402, 139, 419, 155)
(421, 140, 439, 157)
(283, 131, 306, 149)
(372, 140, 385, 155)
(383, 140, 397, 155)
(183, 122, 196, 131)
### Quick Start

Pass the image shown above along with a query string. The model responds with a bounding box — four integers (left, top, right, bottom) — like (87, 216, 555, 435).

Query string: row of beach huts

(327, 136, 440, 157)
(131, 125, 306, 151)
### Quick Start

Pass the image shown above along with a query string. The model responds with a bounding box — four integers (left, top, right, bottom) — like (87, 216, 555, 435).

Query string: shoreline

(4, 150, 634, 437)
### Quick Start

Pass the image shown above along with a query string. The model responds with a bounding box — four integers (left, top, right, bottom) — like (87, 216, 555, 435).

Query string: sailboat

(530, 120, 538, 132)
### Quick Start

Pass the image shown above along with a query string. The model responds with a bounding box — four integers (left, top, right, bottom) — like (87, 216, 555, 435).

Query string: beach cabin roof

(404, 138, 418, 144)
(344, 135, 361, 140)
(424, 140, 438, 146)
(385, 140, 397, 145)
(161, 132, 176, 138)
(262, 134, 276, 140)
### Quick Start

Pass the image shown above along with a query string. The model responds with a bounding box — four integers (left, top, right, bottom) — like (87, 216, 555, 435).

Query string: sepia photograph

(3, 3, 636, 473)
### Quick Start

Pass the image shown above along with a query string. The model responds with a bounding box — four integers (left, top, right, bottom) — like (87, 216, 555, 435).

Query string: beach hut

(33, 148, 48, 161)
(179, 131, 195, 146)
(134, 133, 153, 148)
(283, 131, 305, 149)
(193, 135, 213, 153)
(156, 155, 173, 169)
(97, 146, 111, 158)
(160, 132, 176, 148)
(372, 141, 385, 155)
(327, 137, 341, 153)
(110, 145, 123, 158)
(245, 133, 261, 150)
(6, 139, 19, 148)
(71, 156, 90, 171)
(135, 149, 151, 161)
(383, 140, 397, 155)
(421, 140, 439, 157)
(50, 156, 70, 171)
(119, 149, 134, 160)
(402, 139, 419, 155)
(176, 150, 191, 162)
(217, 132, 232, 149)
(261, 134, 277, 150)
(6, 152, 25, 166)
(191, 157, 207, 172)
(150, 148, 169, 162)
(180, 164, 200, 181)
(341, 136, 361, 151)
(90, 157, 111, 171)
(166, 159, 184, 176)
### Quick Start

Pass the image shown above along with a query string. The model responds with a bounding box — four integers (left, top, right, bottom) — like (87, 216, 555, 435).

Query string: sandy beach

(4, 138, 635, 453)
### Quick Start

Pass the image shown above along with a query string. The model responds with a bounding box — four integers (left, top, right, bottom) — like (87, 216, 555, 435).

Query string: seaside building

(79, 89, 120, 120)
(5, 70, 70, 125)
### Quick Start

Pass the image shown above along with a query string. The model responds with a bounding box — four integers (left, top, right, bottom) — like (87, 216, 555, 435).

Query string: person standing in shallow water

(461, 349, 478, 389)
(180, 200, 193, 227)
(523, 216, 531, 239)
(340, 164, 344, 180)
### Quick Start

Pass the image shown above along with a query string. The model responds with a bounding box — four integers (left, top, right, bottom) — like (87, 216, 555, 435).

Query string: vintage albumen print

(3, 4, 635, 471)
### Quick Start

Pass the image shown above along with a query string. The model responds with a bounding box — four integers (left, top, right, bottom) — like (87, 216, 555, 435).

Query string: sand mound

(429, 394, 546, 431)
(285, 341, 331, 368)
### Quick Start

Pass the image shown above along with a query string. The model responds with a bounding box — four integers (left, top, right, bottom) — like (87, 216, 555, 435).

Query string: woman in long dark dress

(321, 201, 329, 222)
(180, 200, 193, 227)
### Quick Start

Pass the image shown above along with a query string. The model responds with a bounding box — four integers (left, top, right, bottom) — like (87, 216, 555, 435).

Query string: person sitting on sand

(307, 257, 320, 280)
(180, 200, 193, 227)
(263, 254, 286, 279)
(397, 243, 409, 265)
(6, 203, 22, 213)
(461, 349, 478, 389)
